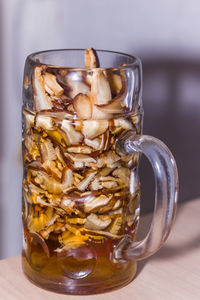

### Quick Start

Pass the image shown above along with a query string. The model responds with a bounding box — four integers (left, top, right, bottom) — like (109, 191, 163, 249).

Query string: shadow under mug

(21, 49, 178, 294)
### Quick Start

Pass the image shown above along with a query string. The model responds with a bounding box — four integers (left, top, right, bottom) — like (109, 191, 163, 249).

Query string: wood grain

(0, 198, 200, 300)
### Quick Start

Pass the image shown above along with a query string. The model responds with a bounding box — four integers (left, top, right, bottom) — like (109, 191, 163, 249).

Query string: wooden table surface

(0, 198, 200, 300)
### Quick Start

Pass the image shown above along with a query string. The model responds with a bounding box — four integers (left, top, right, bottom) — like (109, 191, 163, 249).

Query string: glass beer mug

(22, 49, 178, 294)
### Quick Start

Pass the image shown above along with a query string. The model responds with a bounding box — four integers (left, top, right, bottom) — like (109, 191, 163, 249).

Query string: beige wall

(0, 0, 200, 258)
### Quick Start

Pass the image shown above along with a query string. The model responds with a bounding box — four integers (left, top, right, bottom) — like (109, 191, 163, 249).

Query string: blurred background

(0, 0, 200, 259)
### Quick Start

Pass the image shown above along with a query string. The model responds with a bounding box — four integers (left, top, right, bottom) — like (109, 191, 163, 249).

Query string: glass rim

(27, 48, 141, 71)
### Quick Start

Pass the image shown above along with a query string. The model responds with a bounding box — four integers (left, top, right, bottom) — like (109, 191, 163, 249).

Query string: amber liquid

(22, 237, 137, 294)
(22, 111, 142, 294)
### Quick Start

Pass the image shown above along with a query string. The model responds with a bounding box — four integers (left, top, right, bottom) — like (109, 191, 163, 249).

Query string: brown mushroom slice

(84, 194, 113, 213)
(76, 190, 100, 197)
(67, 104, 75, 113)
(65, 153, 96, 169)
(84, 137, 101, 150)
(23, 110, 35, 130)
(109, 208, 123, 216)
(112, 200, 121, 211)
(45, 129, 68, 148)
(67, 146, 92, 154)
(98, 175, 119, 181)
(85, 48, 99, 69)
(65, 223, 82, 236)
(97, 197, 120, 213)
(82, 120, 108, 139)
(35, 195, 54, 208)
(40, 140, 63, 179)
(38, 110, 74, 120)
(29, 167, 41, 182)
(107, 73, 123, 95)
(108, 69, 127, 97)
(90, 178, 102, 191)
(112, 167, 130, 185)
(101, 181, 118, 189)
(85, 130, 109, 151)
(85, 213, 111, 230)
(67, 218, 86, 225)
(62, 168, 74, 189)
(33, 66, 53, 110)
(109, 216, 123, 235)
(35, 195, 64, 214)
(40, 222, 64, 239)
(97, 166, 116, 177)
(55, 233, 87, 252)
(60, 197, 85, 217)
(58, 230, 71, 244)
(91, 105, 110, 120)
(76, 171, 97, 191)
(35, 115, 55, 130)
(32, 170, 72, 194)
(27, 207, 57, 233)
(28, 182, 45, 195)
(61, 120, 83, 145)
(73, 120, 83, 131)
(42, 160, 62, 180)
(55, 146, 66, 165)
(24, 133, 40, 160)
(74, 162, 84, 169)
(91, 70, 112, 105)
(95, 97, 124, 114)
(81, 228, 122, 240)
(60, 198, 75, 214)
(98, 175, 119, 189)
(97, 151, 120, 168)
(73, 173, 83, 185)
(73, 93, 92, 119)
(103, 130, 110, 151)
(43, 72, 64, 96)
(40, 139, 57, 162)
(113, 118, 134, 130)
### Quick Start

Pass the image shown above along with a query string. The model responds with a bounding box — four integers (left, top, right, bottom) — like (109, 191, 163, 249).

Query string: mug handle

(114, 131, 178, 261)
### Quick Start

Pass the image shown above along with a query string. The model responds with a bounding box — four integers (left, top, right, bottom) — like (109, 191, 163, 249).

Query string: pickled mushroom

(43, 72, 64, 96)
(35, 115, 55, 130)
(97, 151, 120, 168)
(82, 120, 108, 139)
(67, 145, 92, 154)
(23, 110, 35, 130)
(112, 167, 130, 185)
(85, 48, 99, 69)
(109, 216, 122, 235)
(84, 194, 113, 213)
(90, 70, 112, 106)
(61, 120, 83, 145)
(31, 169, 73, 194)
(73, 93, 92, 119)
(28, 207, 58, 233)
(55, 233, 87, 252)
(33, 67, 53, 110)
(95, 97, 124, 114)
(85, 213, 111, 230)
(40, 139, 57, 162)
(24, 132, 40, 160)
(76, 171, 97, 191)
